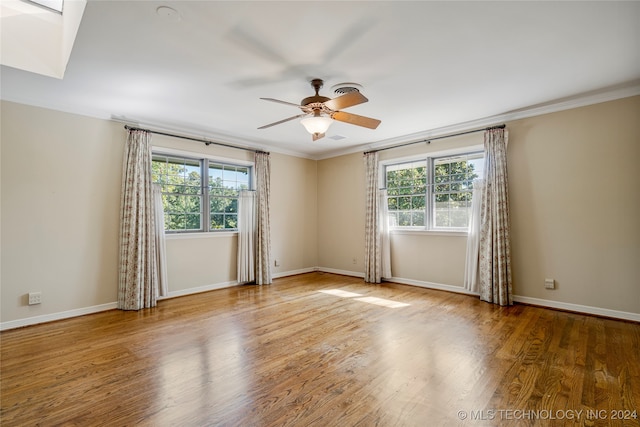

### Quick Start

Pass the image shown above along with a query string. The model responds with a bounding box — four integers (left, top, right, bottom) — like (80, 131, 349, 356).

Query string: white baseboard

(512, 295, 640, 322)
(0, 271, 314, 330)
(387, 276, 478, 296)
(3, 272, 636, 330)
(317, 267, 365, 278)
(383, 276, 639, 322)
(161, 280, 239, 299)
(368, 277, 640, 322)
(272, 267, 318, 279)
(0, 302, 118, 331)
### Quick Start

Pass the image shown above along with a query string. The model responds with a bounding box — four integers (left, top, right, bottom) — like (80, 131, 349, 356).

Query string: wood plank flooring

(1, 272, 639, 426)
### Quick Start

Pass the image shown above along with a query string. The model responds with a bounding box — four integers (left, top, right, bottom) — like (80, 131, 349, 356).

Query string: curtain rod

(363, 124, 505, 155)
(124, 125, 269, 155)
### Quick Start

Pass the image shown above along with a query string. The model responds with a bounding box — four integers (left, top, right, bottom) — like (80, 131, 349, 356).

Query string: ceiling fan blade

(322, 18, 376, 64)
(260, 98, 302, 108)
(324, 91, 368, 111)
(332, 111, 381, 129)
(258, 114, 307, 129)
(227, 26, 290, 67)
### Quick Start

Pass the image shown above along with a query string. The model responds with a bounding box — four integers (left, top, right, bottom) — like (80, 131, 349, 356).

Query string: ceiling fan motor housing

(257, 77, 381, 139)
(301, 95, 331, 106)
(302, 78, 330, 106)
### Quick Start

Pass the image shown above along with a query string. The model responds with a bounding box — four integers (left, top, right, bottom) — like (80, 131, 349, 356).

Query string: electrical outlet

(28, 292, 42, 305)
(352, 257, 357, 264)
(274, 259, 280, 267)
(544, 278, 555, 290)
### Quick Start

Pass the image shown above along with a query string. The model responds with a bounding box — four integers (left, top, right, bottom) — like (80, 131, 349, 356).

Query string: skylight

(27, 0, 63, 13)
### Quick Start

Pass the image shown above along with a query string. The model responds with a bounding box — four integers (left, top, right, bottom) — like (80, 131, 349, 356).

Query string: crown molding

(110, 115, 317, 160)
(314, 82, 640, 161)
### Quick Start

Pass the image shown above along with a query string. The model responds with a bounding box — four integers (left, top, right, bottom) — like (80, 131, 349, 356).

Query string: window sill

(390, 228, 468, 237)
(165, 231, 238, 240)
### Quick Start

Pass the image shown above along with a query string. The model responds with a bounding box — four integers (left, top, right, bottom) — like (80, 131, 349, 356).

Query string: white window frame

(152, 147, 254, 235)
(379, 145, 483, 235)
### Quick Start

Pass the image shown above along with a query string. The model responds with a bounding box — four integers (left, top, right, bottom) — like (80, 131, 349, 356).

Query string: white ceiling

(2, 1, 639, 159)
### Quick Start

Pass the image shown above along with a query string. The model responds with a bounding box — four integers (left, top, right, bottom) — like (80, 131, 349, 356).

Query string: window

(385, 152, 484, 231)
(152, 154, 251, 232)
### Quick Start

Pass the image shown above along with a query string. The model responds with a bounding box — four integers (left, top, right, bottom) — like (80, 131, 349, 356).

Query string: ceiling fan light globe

(300, 116, 332, 135)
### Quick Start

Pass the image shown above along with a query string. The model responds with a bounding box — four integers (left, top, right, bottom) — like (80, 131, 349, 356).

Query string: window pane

(211, 214, 224, 229)
(411, 196, 425, 210)
(224, 214, 238, 229)
(397, 196, 410, 210)
(388, 212, 398, 227)
(184, 195, 201, 213)
(385, 160, 428, 228)
(432, 153, 483, 229)
(237, 167, 250, 189)
(185, 214, 201, 230)
(166, 214, 186, 230)
(388, 197, 398, 210)
(225, 199, 238, 214)
(398, 211, 412, 226)
(210, 196, 228, 214)
(155, 154, 250, 232)
(412, 211, 425, 226)
(209, 164, 223, 187)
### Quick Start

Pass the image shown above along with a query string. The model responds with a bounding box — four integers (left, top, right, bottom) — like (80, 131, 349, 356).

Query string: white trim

(387, 276, 478, 296)
(117, 83, 640, 162)
(317, 267, 365, 278)
(385, 276, 639, 322)
(512, 295, 640, 323)
(3, 272, 636, 330)
(115, 117, 314, 160)
(272, 267, 318, 279)
(390, 229, 468, 237)
(0, 302, 118, 331)
(160, 280, 239, 299)
(378, 144, 484, 166)
(165, 231, 237, 240)
(317, 84, 640, 161)
(151, 145, 254, 168)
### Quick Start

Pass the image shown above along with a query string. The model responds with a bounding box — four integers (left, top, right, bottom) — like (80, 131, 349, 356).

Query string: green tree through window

(385, 152, 483, 230)
(152, 154, 250, 232)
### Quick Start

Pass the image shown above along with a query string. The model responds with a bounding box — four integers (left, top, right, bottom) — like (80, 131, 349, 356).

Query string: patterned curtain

(153, 184, 168, 297)
(478, 128, 513, 306)
(364, 152, 382, 283)
(237, 189, 256, 284)
(255, 152, 272, 285)
(118, 130, 158, 310)
(463, 179, 484, 293)
(379, 189, 392, 279)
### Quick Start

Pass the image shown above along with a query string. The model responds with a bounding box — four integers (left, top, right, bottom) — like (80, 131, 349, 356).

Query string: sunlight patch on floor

(318, 289, 410, 308)
(354, 296, 410, 308)
(318, 289, 363, 298)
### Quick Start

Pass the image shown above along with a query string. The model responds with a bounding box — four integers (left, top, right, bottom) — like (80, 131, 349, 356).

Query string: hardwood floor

(1, 272, 639, 426)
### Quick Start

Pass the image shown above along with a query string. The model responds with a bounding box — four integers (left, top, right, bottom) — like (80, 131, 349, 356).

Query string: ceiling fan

(258, 79, 381, 141)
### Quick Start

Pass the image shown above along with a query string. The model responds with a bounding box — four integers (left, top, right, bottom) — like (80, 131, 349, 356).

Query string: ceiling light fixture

(300, 111, 332, 140)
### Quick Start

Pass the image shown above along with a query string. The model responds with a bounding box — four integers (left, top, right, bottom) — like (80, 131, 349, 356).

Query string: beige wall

(1, 101, 318, 324)
(381, 132, 484, 287)
(316, 96, 640, 315)
(270, 153, 318, 274)
(1, 102, 123, 322)
(317, 132, 483, 284)
(2, 95, 638, 325)
(507, 96, 640, 313)
(317, 152, 366, 273)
